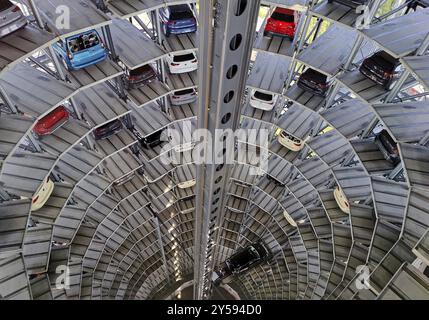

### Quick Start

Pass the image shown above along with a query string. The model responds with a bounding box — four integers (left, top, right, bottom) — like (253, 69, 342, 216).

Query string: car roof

(274, 7, 295, 15)
(170, 4, 191, 12)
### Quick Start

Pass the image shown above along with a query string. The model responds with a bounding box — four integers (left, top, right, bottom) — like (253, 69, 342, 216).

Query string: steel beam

(193, 0, 261, 300)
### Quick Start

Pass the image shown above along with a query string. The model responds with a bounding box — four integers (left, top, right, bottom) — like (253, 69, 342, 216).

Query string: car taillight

(167, 21, 177, 25)
(12, 6, 21, 12)
(384, 71, 393, 78)
(191, 92, 197, 96)
(171, 63, 180, 66)
(67, 50, 73, 60)
(32, 196, 39, 204)
(128, 76, 138, 81)
(191, 59, 197, 63)
(172, 96, 179, 99)
(294, 143, 301, 146)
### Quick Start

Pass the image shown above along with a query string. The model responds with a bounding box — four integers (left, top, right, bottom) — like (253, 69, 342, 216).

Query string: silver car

(0, 1, 27, 38)
(169, 88, 197, 106)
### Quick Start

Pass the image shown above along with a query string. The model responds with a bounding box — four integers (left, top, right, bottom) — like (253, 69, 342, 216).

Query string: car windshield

(254, 91, 273, 101)
(0, 0, 13, 11)
(370, 52, 398, 71)
(303, 68, 327, 83)
(173, 53, 195, 62)
(170, 8, 194, 20)
(271, 12, 294, 22)
(68, 31, 100, 53)
(175, 88, 194, 95)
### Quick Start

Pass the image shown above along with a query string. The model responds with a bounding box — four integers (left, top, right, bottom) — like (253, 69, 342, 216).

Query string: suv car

(226, 243, 270, 274)
(169, 88, 197, 106)
(297, 68, 330, 96)
(0, 1, 27, 38)
(264, 7, 298, 39)
(166, 51, 198, 74)
(160, 4, 197, 37)
(359, 51, 400, 89)
(374, 129, 400, 165)
(53, 29, 107, 71)
(141, 129, 169, 149)
(123, 64, 157, 89)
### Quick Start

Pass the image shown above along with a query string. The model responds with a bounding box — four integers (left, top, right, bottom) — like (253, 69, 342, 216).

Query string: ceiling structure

(0, 0, 429, 301)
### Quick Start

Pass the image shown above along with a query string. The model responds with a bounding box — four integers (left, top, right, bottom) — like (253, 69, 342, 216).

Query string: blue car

(53, 29, 107, 71)
(160, 5, 197, 37)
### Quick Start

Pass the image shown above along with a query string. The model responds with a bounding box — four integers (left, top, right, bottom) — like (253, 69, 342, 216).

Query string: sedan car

(277, 129, 307, 152)
(93, 119, 123, 140)
(359, 51, 400, 89)
(53, 29, 107, 71)
(124, 64, 157, 89)
(166, 51, 198, 74)
(249, 89, 278, 111)
(264, 7, 298, 39)
(160, 4, 197, 37)
(177, 178, 196, 189)
(33, 106, 70, 136)
(297, 68, 330, 96)
(334, 185, 350, 215)
(169, 88, 198, 106)
(226, 243, 270, 274)
(374, 129, 400, 165)
(141, 129, 169, 149)
(0, 1, 27, 38)
(31, 177, 55, 212)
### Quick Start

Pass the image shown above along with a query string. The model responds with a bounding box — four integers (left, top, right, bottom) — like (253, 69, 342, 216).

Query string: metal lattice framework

(0, 0, 428, 300)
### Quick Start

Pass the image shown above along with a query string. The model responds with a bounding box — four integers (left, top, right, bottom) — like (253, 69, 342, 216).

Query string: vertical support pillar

(193, 0, 261, 300)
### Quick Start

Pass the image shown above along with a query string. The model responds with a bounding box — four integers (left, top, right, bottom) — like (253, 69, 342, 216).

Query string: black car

(327, 0, 369, 9)
(226, 243, 270, 274)
(124, 64, 157, 90)
(93, 119, 123, 140)
(297, 68, 330, 96)
(374, 129, 400, 165)
(359, 51, 400, 89)
(141, 129, 167, 149)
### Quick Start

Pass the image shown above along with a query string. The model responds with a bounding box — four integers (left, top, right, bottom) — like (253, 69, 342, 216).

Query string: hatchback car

(124, 64, 157, 89)
(0, 1, 27, 38)
(334, 185, 350, 214)
(169, 88, 198, 106)
(264, 7, 298, 39)
(226, 243, 270, 274)
(327, 0, 369, 8)
(374, 129, 400, 165)
(177, 178, 196, 189)
(33, 106, 70, 136)
(297, 68, 330, 96)
(166, 51, 198, 74)
(31, 177, 55, 212)
(93, 119, 123, 140)
(277, 129, 307, 152)
(249, 89, 278, 111)
(53, 29, 107, 71)
(141, 129, 169, 149)
(160, 4, 197, 37)
(359, 51, 400, 89)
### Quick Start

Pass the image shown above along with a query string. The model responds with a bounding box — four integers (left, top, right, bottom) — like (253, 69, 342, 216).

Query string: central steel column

(193, 0, 261, 300)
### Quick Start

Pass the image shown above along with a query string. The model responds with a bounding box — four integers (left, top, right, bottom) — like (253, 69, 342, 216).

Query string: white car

(177, 179, 196, 189)
(31, 177, 55, 212)
(283, 210, 297, 227)
(249, 89, 278, 111)
(0, 1, 27, 38)
(334, 185, 350, 214)
(169, 88, 198, 106)
(277, 130, 307, 152)
(166, 51, 198, 74)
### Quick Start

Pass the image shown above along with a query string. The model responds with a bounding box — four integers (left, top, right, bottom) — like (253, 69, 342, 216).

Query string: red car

(33, 106, 70, 136)
(264, 8, 298, 39)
